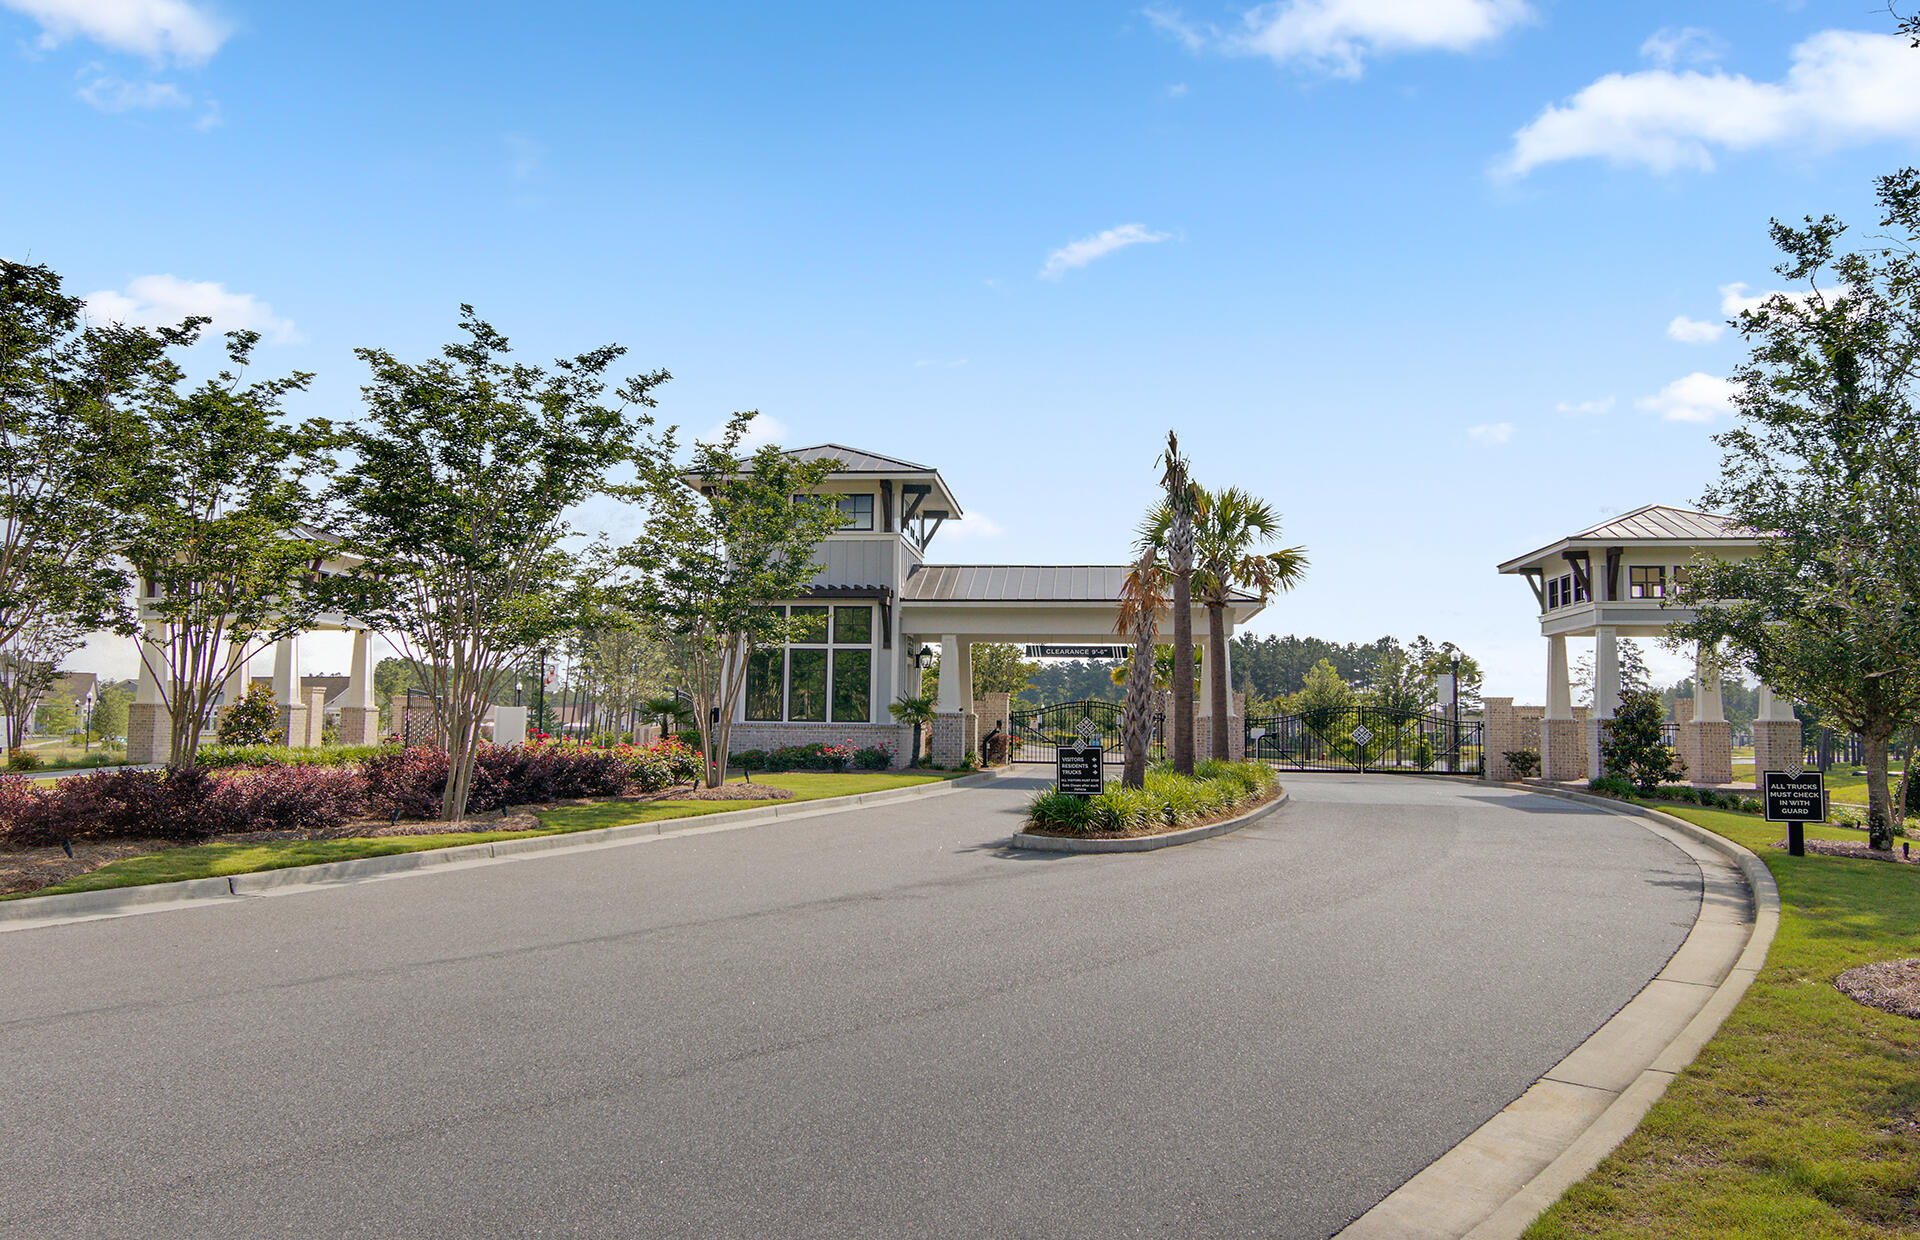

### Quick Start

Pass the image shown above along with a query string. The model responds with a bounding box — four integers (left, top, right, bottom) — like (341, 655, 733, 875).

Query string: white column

(136, 622, 164, 705)
(271, 634, 301, 706)
(345, 630, 374, 708)
(1545, 635, 1572, 720)
(936, 634, 961, 712)
(1694, 642, 1725, 723)
(954, 639, 974, 714)
(220, 643, 250, 708)
(1593, 627, 1620, 719)
(1758, 683, 1796, 722)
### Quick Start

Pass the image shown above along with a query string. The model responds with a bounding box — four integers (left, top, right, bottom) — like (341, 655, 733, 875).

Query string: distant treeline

(1019, 634, 1436, 707)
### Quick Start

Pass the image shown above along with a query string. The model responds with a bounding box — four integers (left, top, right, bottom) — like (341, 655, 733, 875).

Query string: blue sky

(4, 0, 1918, 695)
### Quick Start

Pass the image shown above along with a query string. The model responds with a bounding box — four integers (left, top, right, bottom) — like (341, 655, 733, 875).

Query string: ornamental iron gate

(1011, 699, 1159, 765)
(1245, 706, 1483, 775)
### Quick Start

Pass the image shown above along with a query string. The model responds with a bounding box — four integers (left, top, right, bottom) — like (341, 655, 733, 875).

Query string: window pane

(832, 650, 871, 722)
(791, 606, 829, 643)
(745, 650, 784, 721)
(788, 650, 828, 721)
(833, 605, 872, 645)
(837, 494, 874, 531)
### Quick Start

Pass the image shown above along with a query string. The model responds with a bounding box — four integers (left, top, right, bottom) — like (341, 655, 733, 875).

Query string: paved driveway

(0, 774, 1699, 1240)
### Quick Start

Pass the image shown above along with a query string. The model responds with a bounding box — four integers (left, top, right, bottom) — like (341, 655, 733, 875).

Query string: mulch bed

(1835, 958, 1920, 1020)
(1772, 838, 1920, 865)
(0, 780, 795, 898)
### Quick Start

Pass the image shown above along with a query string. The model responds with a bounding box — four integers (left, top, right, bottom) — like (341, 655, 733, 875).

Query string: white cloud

(75, 67, 189, 112)
(1039, 223, 1170, 280)
(1640, 26, 1721, 69)
(84, 274, 299, 344)
(1149, 0, 1530, 78)
(2, 0, 231, 65)
(1555, 396, 1614, 416)
(1467, 421, 1514, 444)
(1166, 82, 1189, 98)
(1666, 315, 1722, 343)
(1501, 30, 1920, 177)
(1636, 372, 1734, 423)
(937, 512, 1006, 543)
(698, 413, 789, 451)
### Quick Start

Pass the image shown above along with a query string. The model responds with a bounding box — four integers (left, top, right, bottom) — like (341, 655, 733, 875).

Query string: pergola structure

(1495, 504, 1800, 786)
(126, 526, 381, 764)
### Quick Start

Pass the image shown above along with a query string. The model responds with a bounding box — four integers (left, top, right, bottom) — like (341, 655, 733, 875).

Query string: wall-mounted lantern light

(914, 645, 935, 669)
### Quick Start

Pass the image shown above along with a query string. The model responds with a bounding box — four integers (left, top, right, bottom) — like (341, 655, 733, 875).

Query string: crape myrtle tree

(616, 415, 845, 788)
(0, 262, 186, 755)
(1669, 171, 1920, 848)
(124, 330, 334, 769)
(0, 610, 86, 749)
(334, 308, 667, 822)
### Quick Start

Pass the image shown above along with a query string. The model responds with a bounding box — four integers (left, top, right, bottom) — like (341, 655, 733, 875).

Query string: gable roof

(781, 444, 936, 474)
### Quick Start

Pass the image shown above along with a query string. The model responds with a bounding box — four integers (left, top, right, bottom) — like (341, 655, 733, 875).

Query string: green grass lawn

(1729, 762, 1899, 807)
(3, 770, 957, 902)
(1525, 805, 1920, 1239)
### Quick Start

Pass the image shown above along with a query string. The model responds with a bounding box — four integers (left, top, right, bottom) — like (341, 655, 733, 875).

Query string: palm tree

(1115, 546, 1167, 789)
(888, 693, 936, 767)
(1158, 433, 1198, 775)
(1192, 486, 1308, 759)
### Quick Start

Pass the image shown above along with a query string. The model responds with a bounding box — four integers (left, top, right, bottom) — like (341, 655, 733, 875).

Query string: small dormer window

(836, 494, 874, 531)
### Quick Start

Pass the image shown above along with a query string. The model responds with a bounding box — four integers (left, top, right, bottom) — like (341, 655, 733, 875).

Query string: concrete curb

(1009, 789, 1289, 852)
(1334, 780, 1779, 1240)
(0, 767, 1013, 932)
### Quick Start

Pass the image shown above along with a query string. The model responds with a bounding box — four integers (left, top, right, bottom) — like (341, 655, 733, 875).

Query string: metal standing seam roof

(781, 443, 937, 473)
(901, 564, 1256, 604)
(1569, 505, 1756, 541)
(1498, 504, 1768, 573)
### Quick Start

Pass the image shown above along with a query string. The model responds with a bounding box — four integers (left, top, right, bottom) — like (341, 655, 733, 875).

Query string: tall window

(835, 494, 874, 531)
(1547, 576, 1561, 609)
(1629, 565, 1667, 599)
(744, 603, 874, 722)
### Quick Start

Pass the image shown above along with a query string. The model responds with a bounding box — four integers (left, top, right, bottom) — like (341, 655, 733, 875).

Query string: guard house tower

(729, 445, 1264, 768)
(1496, 504, 1799, 786)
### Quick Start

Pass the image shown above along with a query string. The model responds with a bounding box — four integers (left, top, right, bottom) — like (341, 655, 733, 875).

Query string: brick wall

(1752, 719, 1802, 781)
(727, 722, 911, 769)
(930, 711, 977, 768)
(126, 702, 167, 764)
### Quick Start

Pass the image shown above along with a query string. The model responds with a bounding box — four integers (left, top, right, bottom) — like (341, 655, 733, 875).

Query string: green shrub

(216, 682, 282, 747)
(1739, 797, 1762, 814)
(195, 744, 398, 771)
(1503, 749, 1541, 779)
(1026, 790, 1092, 834)
(1026, 760, 1276, 835)
(1588, 774, 1636, 799)
(732, 749, 769, 771)
(1598, 690, 1687, 793)
(852, 744, 894, 770)
(7, 749, 43, 772)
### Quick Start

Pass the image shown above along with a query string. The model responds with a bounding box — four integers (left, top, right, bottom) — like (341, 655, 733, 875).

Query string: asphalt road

(0, 773, 1700, 1240)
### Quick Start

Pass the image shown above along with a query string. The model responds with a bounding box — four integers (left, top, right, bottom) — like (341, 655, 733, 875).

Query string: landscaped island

(1023, 760, 1279, 838)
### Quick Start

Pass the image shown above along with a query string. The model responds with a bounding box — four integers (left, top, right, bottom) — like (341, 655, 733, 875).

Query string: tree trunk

(1122, 629, 1155, 789)
(1171, 576, 1194, 776)
(1897, 727, 1917, 827)
(1865, 723, 1895, 851)
(1206, 600, 1230, 761)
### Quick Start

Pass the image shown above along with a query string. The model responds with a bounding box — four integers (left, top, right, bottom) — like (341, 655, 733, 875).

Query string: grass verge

(1525, 804, 1920, 1239)
(3, 771, 957, 902)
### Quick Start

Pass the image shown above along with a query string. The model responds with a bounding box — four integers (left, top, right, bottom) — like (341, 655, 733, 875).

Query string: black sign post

(1055, 718, 1106, 796)
(1763, 768, 1826, 857)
